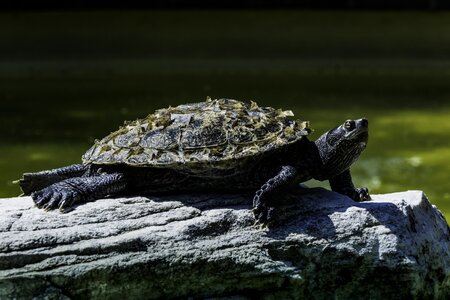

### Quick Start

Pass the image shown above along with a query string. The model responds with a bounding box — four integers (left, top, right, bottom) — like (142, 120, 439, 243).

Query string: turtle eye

(344, 120, 355, 131)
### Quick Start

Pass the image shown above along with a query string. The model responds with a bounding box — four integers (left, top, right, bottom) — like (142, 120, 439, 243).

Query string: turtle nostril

(360, 118, 368, 128)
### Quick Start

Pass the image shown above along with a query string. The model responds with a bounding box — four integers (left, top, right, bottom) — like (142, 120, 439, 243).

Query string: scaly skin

(32, 173, 126, 211)
(252, 166, 297, 225)
(17, 118, 370, 225)
(17, 164, 87, 195)
(329, 169, 370, 202)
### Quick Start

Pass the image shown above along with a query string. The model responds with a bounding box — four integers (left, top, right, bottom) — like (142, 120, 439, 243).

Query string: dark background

(0, 2, 449, 220)
(1, 0, 450, 11)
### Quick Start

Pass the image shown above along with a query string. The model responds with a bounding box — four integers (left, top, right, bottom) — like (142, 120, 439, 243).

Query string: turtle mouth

(348, 127, 368, 139)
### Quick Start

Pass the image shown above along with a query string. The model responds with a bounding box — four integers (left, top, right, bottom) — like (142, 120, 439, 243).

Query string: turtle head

(314, 118, 368, 180)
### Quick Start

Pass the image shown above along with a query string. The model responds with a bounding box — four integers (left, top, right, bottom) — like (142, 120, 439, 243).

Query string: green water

(0, 11, 449, 220)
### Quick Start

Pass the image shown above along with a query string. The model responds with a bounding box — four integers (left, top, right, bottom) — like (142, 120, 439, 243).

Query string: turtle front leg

(329, 169, 370, 202)
(16, 164, 88, 196)
(32, 173, 127, 211)
(253, 165, 297, 226)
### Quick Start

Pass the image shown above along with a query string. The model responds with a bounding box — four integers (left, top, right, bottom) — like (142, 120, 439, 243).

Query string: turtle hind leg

(32, 172, 127, 211)
(16, 164, 88, 196)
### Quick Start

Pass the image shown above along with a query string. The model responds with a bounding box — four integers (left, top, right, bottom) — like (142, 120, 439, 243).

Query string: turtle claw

(253, 220, 262, 227)
(31, 181, 84, 212)
(252, 205, 277, 228)
(340, 187, 371, 202)
(253, 209, 267, 223)
(355, 187, 371, 202)
(43, 193, 63, 211)
(58, 192, 80, 212)
(32, 190, 50, 208)
(252, 220, 267, 230)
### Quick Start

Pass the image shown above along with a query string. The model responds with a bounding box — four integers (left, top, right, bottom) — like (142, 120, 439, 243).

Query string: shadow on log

(0, 188, 449, 299)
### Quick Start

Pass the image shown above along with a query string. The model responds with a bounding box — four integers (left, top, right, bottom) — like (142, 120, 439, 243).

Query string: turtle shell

(82, 98, 311, 168)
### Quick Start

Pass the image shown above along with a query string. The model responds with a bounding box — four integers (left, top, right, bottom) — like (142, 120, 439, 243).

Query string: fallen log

(0, 188, 449, 299)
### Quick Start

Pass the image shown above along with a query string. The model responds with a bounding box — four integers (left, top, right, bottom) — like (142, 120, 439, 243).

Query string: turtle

(17, 98, 370, 224)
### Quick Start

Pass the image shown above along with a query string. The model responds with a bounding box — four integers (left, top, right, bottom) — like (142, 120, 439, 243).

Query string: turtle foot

(341, 187, 371, 202)
(32, 181, 83, 212)
(355, 187, 371, 201)
(16, 172, 54, 196)
(252, 206, 277, 228)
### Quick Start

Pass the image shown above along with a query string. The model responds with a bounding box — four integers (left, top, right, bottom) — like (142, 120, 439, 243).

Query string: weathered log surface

(0, 188, 449, 299)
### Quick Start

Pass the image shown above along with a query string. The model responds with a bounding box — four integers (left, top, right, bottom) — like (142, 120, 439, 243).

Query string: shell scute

(141, 127, 180, 150)
(181, 126, 227, 149)
(82, 98, 311, 167)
